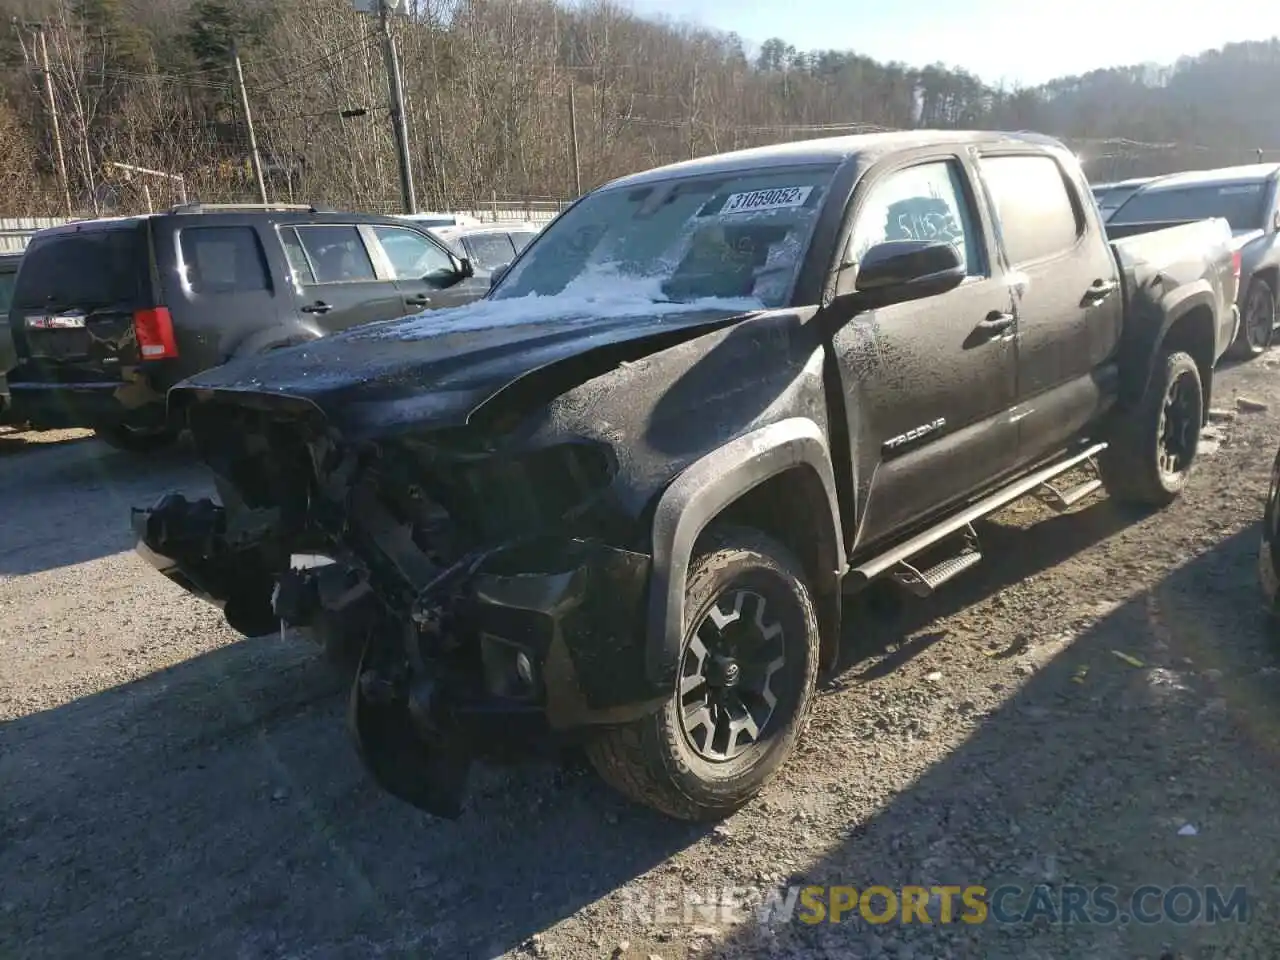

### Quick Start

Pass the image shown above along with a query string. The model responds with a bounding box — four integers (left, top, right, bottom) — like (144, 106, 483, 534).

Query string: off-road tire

(95, 422, 181, 453)
(1099, 350, 1203, 507)
(585, 525, 820, 821)
(1227, 278, 1276, 361)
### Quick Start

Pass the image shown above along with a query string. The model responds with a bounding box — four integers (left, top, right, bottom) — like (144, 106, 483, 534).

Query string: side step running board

(1035, 450, 1104, 511)
(853, 441, 1108, 585)
(891, 523, 983, 598)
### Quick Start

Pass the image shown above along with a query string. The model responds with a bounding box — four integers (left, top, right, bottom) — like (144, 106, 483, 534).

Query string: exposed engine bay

(134, 398, 661, 818)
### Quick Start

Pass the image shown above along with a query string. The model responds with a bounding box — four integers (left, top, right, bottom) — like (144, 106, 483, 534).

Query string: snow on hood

(351, 270, 765, 343)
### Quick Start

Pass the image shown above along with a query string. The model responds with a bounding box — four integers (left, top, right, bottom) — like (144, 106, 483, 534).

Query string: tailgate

(8, 222, 151, 370)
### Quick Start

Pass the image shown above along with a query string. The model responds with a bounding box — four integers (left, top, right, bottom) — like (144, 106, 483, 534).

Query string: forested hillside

(0, 0, 1277, 216)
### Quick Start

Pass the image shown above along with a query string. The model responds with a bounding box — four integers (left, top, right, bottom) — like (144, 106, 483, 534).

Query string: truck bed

(1107, 216, 1238, 367)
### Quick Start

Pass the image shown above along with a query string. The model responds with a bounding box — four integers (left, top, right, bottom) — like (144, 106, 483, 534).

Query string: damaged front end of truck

(134, 391, 673, 818)
(128, 294, 784, 818)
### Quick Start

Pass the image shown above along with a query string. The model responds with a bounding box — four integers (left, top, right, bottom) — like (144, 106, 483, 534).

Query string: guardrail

(0, 217, 67, 253)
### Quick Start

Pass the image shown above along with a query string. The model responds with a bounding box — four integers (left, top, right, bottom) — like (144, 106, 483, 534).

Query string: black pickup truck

(133, 131, 1239, 822)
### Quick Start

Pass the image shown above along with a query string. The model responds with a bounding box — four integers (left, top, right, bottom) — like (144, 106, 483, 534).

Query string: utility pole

(231, 42, 268, 205)
(35, 24, 72, 217)
(567, 80, 582, 198)
(378, 0, 417, 214)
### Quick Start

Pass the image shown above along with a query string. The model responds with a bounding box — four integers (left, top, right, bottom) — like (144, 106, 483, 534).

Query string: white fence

(0, 217, 66, 253)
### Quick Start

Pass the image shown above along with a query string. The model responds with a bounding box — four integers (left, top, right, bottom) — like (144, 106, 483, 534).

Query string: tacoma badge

(883, 418, 947, 452)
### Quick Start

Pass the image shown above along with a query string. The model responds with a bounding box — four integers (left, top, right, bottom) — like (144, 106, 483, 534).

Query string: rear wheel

(1099, 350, 1203, 507)
(1227, 278, 1276, 360)
(585, 526, 820, 821)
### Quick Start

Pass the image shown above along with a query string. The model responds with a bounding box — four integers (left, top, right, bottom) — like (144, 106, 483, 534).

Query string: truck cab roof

(603, 129, 1069, 191)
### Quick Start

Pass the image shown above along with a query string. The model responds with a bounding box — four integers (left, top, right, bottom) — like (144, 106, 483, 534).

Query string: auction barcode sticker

(721, 186, 813, 215)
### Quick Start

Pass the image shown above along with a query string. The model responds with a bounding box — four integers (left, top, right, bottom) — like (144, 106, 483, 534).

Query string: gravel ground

(4, 357, 1280, 960)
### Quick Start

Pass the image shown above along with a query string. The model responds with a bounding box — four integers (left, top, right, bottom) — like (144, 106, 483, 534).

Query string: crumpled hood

(173, 294, 762, 438)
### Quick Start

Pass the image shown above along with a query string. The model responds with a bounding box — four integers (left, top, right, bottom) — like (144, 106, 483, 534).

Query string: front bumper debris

(133, 490, 664, 818)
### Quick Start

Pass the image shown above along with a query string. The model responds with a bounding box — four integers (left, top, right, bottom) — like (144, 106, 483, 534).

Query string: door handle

(976, 311, 1015, 335)
(300, 301, 332, 314)
(1082, 279, 1118, 303)
(405, 295, 432, 307)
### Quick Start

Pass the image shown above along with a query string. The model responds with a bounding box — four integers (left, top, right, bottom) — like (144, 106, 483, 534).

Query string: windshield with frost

(489, 165, 837, 309)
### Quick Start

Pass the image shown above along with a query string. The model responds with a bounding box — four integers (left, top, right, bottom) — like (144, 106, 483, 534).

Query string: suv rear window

(180, 226, 269, 294)
(13, 227, 146, 309)
(0, 265, 17, 314)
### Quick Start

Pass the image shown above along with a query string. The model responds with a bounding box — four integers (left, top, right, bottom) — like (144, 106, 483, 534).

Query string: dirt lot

(4, 358, 1280, 960)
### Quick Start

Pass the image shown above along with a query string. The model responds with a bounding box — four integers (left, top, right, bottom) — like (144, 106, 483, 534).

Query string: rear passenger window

(463, 233, 517, 269)
(978, 155, 1081, 264)
(294, 225, 376, 283)
(180, 226, 269, 295)
(510, 231, 536, 253)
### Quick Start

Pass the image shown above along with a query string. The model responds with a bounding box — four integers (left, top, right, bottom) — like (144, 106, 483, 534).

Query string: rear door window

(509, 231, 537, 253)
(461, 232, 517, 269)
(12, 227, 146, 309)
(294, 225, 377, 283)
(179, 226, 269, 295)
(978, 155, 1082, 264)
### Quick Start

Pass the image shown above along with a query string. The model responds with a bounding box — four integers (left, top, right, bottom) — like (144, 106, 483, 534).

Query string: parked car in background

(430, 221, 542, 272)
(4, 202, 488, 451)
(1091, 176, 1160, 220)
(0, 251, 20, 421)
(1108, 163, 1280, 358)
(134, 130, 1239, 822)
(397, 212, 483, 229)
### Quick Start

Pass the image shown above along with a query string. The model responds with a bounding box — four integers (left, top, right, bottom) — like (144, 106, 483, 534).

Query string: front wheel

(585, 526, 820, 821)
(1099, 350, 1203, 507)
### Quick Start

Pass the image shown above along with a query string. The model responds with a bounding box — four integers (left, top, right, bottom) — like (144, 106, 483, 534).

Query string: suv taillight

(133, 307, 178, 359)
(1232, 251, 1242, 280)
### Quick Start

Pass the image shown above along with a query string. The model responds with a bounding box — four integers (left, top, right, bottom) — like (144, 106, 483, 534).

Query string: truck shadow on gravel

(714, 524, 1280, 959)
(838, 497, 1141, 677)
(0, 494, 1187, 960)
(0, 435, 209, 576)
(0, 632, 705, 959)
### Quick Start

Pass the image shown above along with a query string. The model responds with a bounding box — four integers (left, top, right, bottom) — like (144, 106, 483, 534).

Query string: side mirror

(456, 256, 475, 279)
(489, 261, 512, 289)
(1272, 209, 1280, 232)
(839, 240, 966, 312)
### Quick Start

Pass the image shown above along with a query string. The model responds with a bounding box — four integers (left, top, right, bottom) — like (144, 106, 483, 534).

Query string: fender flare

(1122, 281, 1218, 407)
(644, 417, 846, 685)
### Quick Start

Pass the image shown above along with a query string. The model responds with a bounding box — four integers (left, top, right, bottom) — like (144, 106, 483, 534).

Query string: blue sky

(624, 0, 1280, 88)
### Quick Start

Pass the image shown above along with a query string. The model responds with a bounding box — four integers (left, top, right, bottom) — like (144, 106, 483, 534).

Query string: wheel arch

(645, 417, 846, 688)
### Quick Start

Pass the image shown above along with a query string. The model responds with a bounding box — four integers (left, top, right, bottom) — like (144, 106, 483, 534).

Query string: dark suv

(3, 203, 488, 450)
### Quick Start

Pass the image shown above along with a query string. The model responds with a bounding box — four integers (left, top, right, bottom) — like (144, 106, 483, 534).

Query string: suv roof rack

(167, 202, 333, 215)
